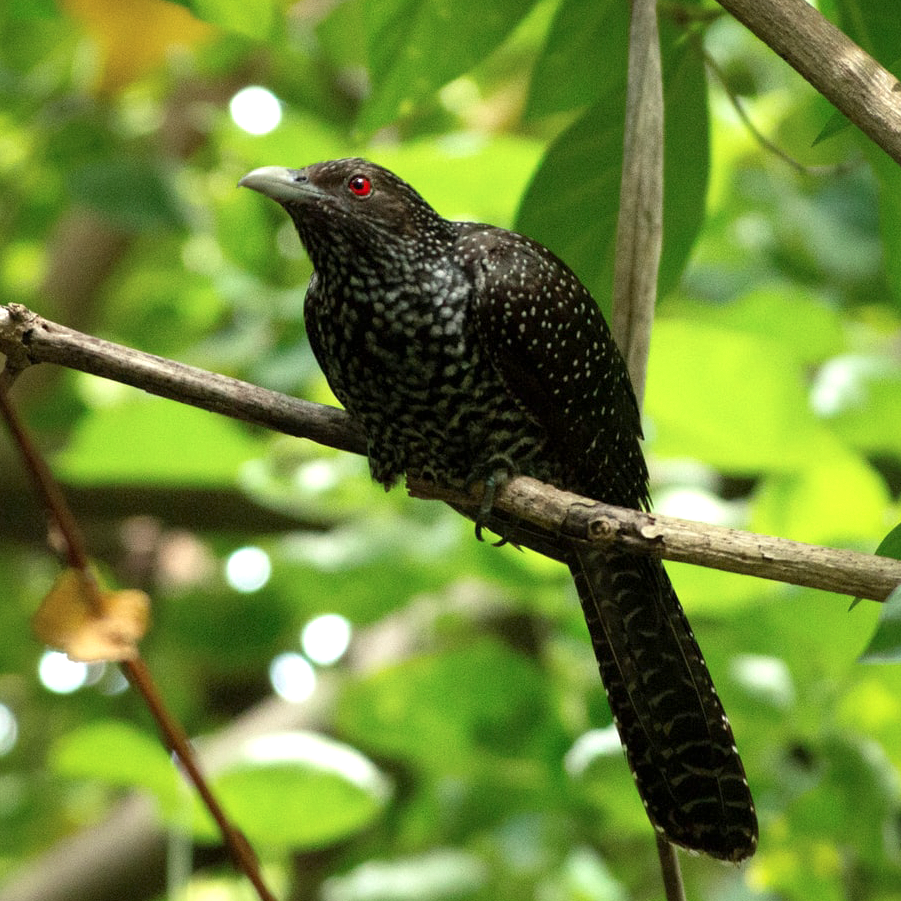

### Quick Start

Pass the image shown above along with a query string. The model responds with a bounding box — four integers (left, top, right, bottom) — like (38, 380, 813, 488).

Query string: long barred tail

(569, 544, 758, 861)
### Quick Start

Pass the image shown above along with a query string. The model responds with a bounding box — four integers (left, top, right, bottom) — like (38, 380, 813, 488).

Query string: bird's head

(239, 158, 453, 270)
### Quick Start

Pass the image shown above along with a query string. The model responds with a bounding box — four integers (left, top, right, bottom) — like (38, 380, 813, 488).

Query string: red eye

(348, 175, 372, 197)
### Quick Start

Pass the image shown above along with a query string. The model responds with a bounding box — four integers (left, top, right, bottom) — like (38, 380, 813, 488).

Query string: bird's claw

(471, 467, 512, 544)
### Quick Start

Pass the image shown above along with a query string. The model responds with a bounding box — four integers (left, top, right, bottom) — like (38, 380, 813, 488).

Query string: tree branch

(715, 0, 901, 165)
(0, 303, 366, 456)
(411, 478, 900, 603)
(2, 304, 898, 602)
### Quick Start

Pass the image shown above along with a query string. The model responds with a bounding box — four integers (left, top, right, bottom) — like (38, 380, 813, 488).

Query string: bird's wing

(455, 224, 648, 509)
(456, 226, 758, 860)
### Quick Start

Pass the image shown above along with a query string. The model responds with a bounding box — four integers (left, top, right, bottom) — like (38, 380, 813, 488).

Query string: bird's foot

(466, 464, 514, 545)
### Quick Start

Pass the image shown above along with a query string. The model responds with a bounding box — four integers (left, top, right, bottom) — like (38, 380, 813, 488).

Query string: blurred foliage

(1, 0, 901, 900)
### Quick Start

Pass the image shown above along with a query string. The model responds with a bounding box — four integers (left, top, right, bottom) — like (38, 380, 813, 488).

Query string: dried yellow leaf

(32, 568, 150, 662)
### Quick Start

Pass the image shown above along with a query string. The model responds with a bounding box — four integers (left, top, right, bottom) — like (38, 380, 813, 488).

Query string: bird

(239, 158, 758, 861)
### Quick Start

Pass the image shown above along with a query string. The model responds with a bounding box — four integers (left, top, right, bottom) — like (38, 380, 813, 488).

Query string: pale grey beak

(239, 166, 318, 203)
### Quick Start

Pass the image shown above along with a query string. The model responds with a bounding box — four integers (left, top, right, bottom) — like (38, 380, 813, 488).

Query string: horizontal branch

(715, 0, 901, 165)
(2, 304, 899, 602)
(0, 303, 367, 457)
(412, 478, 901, 603)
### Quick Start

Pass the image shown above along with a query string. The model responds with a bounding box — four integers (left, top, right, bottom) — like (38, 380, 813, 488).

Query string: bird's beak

(238, 166, 319, 204)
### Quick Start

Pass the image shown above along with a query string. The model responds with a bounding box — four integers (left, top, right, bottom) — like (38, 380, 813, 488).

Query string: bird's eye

(348, 175, 372, 197)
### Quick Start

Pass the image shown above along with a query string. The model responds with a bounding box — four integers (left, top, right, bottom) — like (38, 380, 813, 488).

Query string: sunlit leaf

(672, 285, 844, 364)
(51, 720, 179, 804)
(194, 732, 390, 849)
(645, 319, 823, 473)
(186, 0, 274, 39)
(55, 395, 266, 485)
(751, 451, 888, 547)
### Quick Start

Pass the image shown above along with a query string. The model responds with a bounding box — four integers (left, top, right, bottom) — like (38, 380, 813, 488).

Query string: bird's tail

(569, 544, 758, 861)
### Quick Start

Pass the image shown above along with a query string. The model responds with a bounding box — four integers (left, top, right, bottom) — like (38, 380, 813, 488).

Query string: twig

(611, 0, 663, 404)
(122, 658, 277, 901)
(656, 836, 687, 901)
(616, 6, 685, 892)
(0, 303, 366, 456)
(0, 361, 280, 901)
(703, 50, 860, 177)
(0, 374, 93, 577)
(2, 303, 898, 602)
(715, 0, 901, 165)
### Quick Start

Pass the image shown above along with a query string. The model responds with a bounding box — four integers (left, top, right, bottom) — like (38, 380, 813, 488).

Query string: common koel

(240, 159, 757, 860)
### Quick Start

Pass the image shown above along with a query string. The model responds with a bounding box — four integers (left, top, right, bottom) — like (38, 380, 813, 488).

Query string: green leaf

(832, 2, 901, 75)
(325, 849, 488, 901)
(873, 522, 901, 561)
(674, 286, 844, 364)
(50, 720, 180, 806)
(516, 25, 708, 309)
(369, 135, 544, 230)
(336, 638, 558, 773)
(816, 355, 901, 458)
(55, 394, 266, 486)
(658, 31, 709, 299)
(813, 56, 901, 146)
(181, 0, 275, 38)
(8, 0, 58, 19)
(358, 0, 534, 134)
(524, 0, 628, 119)
(860, 585, 901, 663)
(193, 732, 390, 849)
(514, 97, 623, 310)
(645, 319, 824, 473)
(779, 731, 901, 866)
(852, 521, 901, 609)
(861, 142, 901, 309)
(68, 157, 184, 232)
(812, 109, 851, 147)
(750, 452, 888, 546)
(52, 724, 389, 850)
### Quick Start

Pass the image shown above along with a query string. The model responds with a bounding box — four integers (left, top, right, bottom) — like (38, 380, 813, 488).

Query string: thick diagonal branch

(1, 304, 898, 602)
(716, 0, 901, 165)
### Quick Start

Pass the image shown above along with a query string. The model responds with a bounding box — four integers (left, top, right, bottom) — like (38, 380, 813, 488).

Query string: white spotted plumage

(241, 157, 758, 861)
